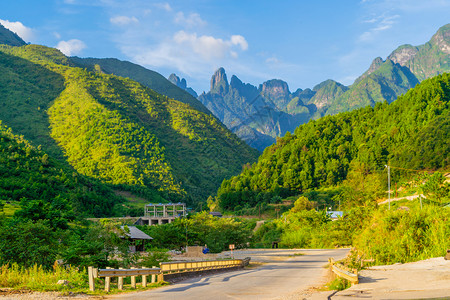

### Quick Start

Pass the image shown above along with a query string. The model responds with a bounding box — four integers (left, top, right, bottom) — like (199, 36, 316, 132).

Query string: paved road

(109, 248, 349, 300)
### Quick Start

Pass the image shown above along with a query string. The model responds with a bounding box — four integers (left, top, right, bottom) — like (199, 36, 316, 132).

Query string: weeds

(0, 262, 86, 291)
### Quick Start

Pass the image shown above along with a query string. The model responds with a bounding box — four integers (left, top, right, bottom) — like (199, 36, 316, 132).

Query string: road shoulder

(331, 257, 450, 299)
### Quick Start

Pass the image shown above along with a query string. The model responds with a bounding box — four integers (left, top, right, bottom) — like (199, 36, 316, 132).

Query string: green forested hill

(217, 73, 450, 210)
(0, 44, 258, 203)
(70, 57, 211, 116)
(0, 121, 124, 220)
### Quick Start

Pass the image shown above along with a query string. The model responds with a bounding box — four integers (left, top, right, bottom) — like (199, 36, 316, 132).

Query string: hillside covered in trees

(0, 121, 124, 219)
(217, 73, 450, 211)
(0, 44, 258, 205)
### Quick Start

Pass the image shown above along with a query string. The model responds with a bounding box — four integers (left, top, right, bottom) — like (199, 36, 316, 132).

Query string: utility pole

(385, 165, 391, 210)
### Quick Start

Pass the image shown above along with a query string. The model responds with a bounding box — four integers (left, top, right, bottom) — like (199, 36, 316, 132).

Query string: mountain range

(0, 21, 449, 212)
(179, 24, 450, 151)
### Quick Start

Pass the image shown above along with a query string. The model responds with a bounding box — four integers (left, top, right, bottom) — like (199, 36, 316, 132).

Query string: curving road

(109, 248, 349, 300)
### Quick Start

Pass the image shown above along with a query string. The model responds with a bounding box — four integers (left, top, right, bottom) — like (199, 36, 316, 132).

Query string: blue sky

(2, 0, 450, 93)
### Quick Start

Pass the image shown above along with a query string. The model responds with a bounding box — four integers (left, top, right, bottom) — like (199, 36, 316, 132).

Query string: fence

(328, 258, 359, 285)
(88, 258, 249, 291)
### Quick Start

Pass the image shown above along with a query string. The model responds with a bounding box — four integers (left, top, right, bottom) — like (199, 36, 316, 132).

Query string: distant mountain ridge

(190, 23, 450, 151)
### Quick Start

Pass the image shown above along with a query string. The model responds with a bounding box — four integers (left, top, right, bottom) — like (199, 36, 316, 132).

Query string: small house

(120, 226, 153, 252)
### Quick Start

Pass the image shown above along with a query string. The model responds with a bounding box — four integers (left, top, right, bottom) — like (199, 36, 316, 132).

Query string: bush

(354, 205, 450, 264)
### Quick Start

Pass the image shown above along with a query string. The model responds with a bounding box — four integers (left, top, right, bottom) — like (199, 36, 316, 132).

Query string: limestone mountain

(326, 59, 419, 115)
(70, 57, 209, 115)
(388, 23, 450, 81)
(198, 68, 312, 151)
(306, 79, 349, 115)
(0, 44, 258, 204)
(199, 24, 450, 151)
(330, 23, 450, 114)
(0, 23, 26, 46)
(168, 73, 198, 98)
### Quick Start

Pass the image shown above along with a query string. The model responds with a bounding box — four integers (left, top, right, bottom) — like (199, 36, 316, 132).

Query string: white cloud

(0, 19, 34, 42)
(173, 31, 248, 60)
(121, 31, 249, 77)
(231, 35, 248, 51)
(56, 39, 87, 56)
(358, 14, 399, 42)
(174, 12, 206, 27)
(155, 2, 172, 12)
(110, 16, 139, 26)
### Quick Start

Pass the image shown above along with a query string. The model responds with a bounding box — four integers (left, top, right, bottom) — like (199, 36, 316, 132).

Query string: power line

(389, 166, 430, 173)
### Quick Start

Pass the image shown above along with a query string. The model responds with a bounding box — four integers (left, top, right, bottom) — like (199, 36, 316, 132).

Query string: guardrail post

(142, 268, 147, 287)
(151, 266, 156, 283)
(131, 267, 136, 289)
(118, 267, 124, 290)
(157, 271, 164, 283)
(88, 266, 95, 291)
(105, 267, 111, 292)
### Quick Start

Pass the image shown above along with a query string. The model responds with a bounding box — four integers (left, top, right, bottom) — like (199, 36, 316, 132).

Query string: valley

(0, 15, 448, 299)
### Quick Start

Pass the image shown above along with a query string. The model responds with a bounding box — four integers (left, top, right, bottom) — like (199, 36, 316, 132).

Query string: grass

(325, 277, 351, 291)
(0, 263, 87, 292)
(0, 263, 168, 295)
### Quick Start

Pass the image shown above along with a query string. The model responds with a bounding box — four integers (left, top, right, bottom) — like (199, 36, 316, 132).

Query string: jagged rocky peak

(211, 67, 229, 94)
(431, 23, 450, 54)
(230, 74, 244, 88)
(168, 73, 198, 98)
(259, 79, 290, 100)
(388, 45, 419, 66)
(368, 57, 384, 74)
(168, 73, 187, 89)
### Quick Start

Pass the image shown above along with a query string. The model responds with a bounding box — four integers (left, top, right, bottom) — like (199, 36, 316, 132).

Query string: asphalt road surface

(109, 248, 349, 300)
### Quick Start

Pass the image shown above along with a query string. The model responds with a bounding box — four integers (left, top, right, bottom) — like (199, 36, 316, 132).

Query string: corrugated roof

(120, 226, 153, 240)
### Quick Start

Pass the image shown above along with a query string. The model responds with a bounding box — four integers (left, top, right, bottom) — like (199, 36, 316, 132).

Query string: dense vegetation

(0, 121, 123, 219)
(253, 173, 449, 265)
(217, 73, 450, 211)
(138, 212, 254, 253)
(0, 44, 258, 203)
(0, 122, 142, 272)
